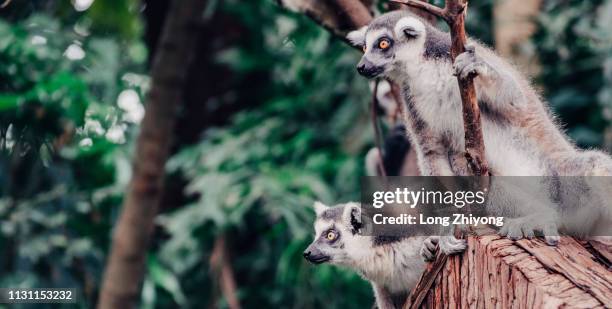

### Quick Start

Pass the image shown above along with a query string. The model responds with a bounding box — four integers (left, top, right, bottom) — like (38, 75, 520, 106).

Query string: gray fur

(319, 207, 343, 221)
(373, 235, 405, 246)
(367, 10, 408, 32)
(423, 26, 451, 60)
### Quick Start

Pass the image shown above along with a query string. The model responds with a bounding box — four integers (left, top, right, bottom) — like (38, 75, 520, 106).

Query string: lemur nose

(357, 64, 366, 75)
(303, 251, 311, 258)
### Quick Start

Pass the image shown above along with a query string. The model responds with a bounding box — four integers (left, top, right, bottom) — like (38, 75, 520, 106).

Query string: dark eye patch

(376, 37, 393, 50)
(320, 225, 335, 238)
(321, 227, 341, 243)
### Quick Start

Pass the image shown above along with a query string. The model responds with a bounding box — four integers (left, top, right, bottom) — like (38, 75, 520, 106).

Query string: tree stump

(406, 233, 612, 308)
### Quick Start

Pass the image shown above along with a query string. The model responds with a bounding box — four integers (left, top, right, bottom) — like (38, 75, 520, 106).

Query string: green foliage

(158, 1, 374, 307)
(0, 15, 88, 144)
(0, 5, 146, 308)
(534, 0, 612, 147)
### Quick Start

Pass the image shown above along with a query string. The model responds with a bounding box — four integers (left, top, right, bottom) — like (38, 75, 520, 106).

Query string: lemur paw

(420, 236, 439, 261)
(438, 235, 467, 255)
(499, 216, 560, 246)
(453, 45, 489, 80)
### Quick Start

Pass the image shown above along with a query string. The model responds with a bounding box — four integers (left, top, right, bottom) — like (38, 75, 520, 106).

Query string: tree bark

(210, 235, 241, 309)
(404, 231, 612, 308)
(278, 0, 370, 38)
(329, 0, 372, 28)
(97, 0, 206, 308)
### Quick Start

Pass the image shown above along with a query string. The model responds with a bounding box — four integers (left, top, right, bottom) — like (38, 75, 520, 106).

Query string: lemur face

(347, 12, 427, 79)
(303, 202, 367, 266)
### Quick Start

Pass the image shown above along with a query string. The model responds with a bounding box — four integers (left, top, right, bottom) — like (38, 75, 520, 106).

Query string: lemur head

(347, 11, 450, 79)
(303, 202, 369, 266)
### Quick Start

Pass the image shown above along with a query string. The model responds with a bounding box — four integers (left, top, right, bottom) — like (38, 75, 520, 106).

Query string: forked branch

(390, 0, 447, 20)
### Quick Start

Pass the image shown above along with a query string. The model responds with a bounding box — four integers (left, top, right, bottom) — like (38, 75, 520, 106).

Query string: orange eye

(379, 39, 390, 49)
(326, 231, 337, 241)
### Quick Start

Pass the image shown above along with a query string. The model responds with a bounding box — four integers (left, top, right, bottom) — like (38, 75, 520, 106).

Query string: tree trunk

(493, 0, 542, 76)
(405, 231, 612, 308)
(97, 0, 206, 308)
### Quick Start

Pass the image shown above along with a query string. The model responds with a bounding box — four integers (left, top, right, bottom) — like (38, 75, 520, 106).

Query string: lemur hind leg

(499, 213, 560, 245)
(557, 150, 612, 176)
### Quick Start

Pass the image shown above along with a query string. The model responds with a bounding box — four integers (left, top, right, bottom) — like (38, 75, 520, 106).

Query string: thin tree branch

(389, 0, 447, 20)
(329, 0, 372, 27)
(406, 253, 449, 309)
(210, 235, 241, 309)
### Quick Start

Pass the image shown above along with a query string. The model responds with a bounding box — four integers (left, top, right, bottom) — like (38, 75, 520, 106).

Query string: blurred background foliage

(0, 0, 610, 308)
(534, 0, 612, 147)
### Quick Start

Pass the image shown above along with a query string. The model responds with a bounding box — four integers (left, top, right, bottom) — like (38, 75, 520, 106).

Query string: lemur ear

(394, 17, 425, 40)
(347, 26, 367, 47)
(313, 201, 329, 216)
(342, 203, 363, 234)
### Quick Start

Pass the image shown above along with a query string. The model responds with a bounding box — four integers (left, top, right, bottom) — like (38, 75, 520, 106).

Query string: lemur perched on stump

(347, 11, 612, 253)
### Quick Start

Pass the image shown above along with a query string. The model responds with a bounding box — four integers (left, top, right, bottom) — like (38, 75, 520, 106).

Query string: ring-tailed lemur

(347, 11, 612, 252)
(303, 201, 437, 309)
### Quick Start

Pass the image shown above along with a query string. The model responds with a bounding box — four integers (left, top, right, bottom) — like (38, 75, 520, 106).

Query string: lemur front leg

(409, 135, 467, 255)
(489, 178, 561, 245)
(453, 45, 526, 107)
(371, 283, 396, 309)
(421, 235, 467, 260)
(412, 134, 454, 176)
(453, 45, 491, 81)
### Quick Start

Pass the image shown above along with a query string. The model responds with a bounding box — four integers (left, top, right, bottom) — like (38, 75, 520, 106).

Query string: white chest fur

(355, 237, 426, 293)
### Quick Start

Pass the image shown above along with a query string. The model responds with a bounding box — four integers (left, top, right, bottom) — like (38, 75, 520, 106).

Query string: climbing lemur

(303, 201, 438, 309)
(347, 11, 612, 252)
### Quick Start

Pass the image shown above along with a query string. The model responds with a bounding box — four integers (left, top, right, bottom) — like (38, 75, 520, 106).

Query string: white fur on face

(391, 17, 426, 67)
(313, 219, 331, 237)
(347, 26, 367, 47)
(313, 201, 329, 216)
(393, 16, 425, 39)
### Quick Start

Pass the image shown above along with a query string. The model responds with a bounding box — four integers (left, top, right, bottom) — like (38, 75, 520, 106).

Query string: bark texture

(405, 233, 612, 308)
(278, 0, 371, 37)
(97, 0, 206, 308)
(209, 235, 241, 309)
